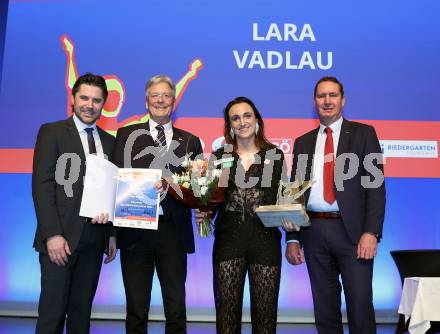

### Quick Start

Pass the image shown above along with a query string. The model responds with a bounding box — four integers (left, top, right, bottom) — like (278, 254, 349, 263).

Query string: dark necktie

(155, 124, 167, 156)
(323, 127, 335, 204)
(84, 127, 97, 154)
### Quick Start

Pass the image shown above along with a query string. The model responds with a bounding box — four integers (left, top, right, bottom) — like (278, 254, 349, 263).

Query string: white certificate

(80, 154, 119, 221)
(80, 155, 162, 229)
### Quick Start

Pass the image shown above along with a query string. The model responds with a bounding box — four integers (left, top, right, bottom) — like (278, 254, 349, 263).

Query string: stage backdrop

(0, 0, 439, 322)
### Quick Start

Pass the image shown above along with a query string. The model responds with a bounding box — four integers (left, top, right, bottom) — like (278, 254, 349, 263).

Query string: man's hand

(46, 235, 71, 266)
(357, 232, 378, 260)
(104, 236, 117, 264)
(285, 242, 305, 265)
(155, 180, 165, 195)
(92, 212, 109, 224)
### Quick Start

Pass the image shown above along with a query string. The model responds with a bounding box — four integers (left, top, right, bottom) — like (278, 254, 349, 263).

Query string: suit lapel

(65, 117, 86, 199)
(97, 127, 113, 158)
(298, 127, 319, 204)
(132, 121, 158, 168)
(303, 127, 319, 182)
(171, 127, 188, 157)
(167, 127, 189, 174)
(306, 127, 319, 158)
(142, 121, 156, 148)
(336, 119, 352, 157)
(66, 117, 86, 162)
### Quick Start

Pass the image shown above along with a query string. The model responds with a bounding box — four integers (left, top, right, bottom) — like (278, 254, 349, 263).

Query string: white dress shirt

(72, 114, 105, 157)
(307, 116, 343, 212)
(148, 118, 173, 150)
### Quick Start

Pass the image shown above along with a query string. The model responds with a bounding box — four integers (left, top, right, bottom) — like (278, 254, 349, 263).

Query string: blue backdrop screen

(0, 0, 439, 321)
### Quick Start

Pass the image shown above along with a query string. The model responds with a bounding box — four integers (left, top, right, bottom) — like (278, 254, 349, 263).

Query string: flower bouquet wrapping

(164, 158, 224, 237)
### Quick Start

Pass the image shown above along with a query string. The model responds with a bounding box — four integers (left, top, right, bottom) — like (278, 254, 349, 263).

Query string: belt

(307, 211, 341, 219)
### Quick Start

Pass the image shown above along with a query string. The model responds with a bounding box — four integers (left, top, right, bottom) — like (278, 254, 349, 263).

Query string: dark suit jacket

(287, 119, 386, 244)
(112, 121, 203, 254)
(32, 116, 115, 253)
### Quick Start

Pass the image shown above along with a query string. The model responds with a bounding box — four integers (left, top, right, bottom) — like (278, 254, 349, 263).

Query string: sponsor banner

(1, 119, 439, 178)
(380, 140, 438, 158)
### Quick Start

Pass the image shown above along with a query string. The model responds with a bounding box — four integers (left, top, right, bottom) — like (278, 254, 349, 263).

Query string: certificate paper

(113, 169, 161, 229)
(80, 155, 119, 221)
(80, 155, 162, 229)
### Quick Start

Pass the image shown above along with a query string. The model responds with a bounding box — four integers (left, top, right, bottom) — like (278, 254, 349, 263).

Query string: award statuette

(255, 180, 312, 228)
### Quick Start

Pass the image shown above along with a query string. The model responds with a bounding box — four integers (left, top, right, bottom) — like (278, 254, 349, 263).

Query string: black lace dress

(211, 146, 285, 334)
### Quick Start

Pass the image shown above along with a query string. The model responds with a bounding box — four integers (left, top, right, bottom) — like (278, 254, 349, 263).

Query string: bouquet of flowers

(165, 157, 224, 237)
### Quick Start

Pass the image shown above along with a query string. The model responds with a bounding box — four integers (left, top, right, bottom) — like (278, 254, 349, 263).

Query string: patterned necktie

(323, 127, 335, 204)
(84, 127, 97, 154)
(155, 124, 167, 156)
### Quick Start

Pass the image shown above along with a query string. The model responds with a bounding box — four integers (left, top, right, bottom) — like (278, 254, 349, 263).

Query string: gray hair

(145, 75, 176, 98)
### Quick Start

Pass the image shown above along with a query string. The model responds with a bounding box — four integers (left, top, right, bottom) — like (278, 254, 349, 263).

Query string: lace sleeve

(262, 148, 285, 206)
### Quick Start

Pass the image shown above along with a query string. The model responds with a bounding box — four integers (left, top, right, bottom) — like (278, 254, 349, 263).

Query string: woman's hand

(194, 209, 210, 225)
(282, 218, 300, 232)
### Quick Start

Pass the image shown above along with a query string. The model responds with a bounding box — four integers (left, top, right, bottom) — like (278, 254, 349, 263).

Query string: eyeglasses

(149, 92, 174, 101)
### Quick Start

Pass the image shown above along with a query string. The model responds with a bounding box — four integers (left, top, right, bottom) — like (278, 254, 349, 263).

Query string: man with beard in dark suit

(111, 75, 203, 334)
(285, 77, 385, 334)
(32, 73, 117, 334)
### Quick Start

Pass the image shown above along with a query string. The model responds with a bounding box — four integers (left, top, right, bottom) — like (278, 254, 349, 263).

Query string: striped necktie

(155, 124, 167, 156)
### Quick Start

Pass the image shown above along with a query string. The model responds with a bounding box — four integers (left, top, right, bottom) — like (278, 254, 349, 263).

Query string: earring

(229, 128, 235, 139)
(255, 123, 260, 135)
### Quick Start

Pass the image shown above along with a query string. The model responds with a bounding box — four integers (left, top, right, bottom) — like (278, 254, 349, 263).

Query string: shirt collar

(319, 116, 343, 135)
(73, 113, 97, 133)
(149, 118, 172, 132)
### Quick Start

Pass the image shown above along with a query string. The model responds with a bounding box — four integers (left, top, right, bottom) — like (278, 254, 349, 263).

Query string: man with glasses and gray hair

(111, 75, 203, 333)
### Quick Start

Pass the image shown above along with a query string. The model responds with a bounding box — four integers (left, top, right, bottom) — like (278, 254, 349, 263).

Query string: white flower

(197, 176, 207, 186)
(212, 169, 222, 178)
(182, 157, 191, 168)
(172, 174, 180, 184)
(182, 174, 191, 182)
(200, 186, 208, 196)
(182, 181, 191, 189)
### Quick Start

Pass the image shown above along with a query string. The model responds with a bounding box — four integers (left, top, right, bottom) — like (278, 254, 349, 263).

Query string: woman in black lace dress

(202, 97, 287, 334)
